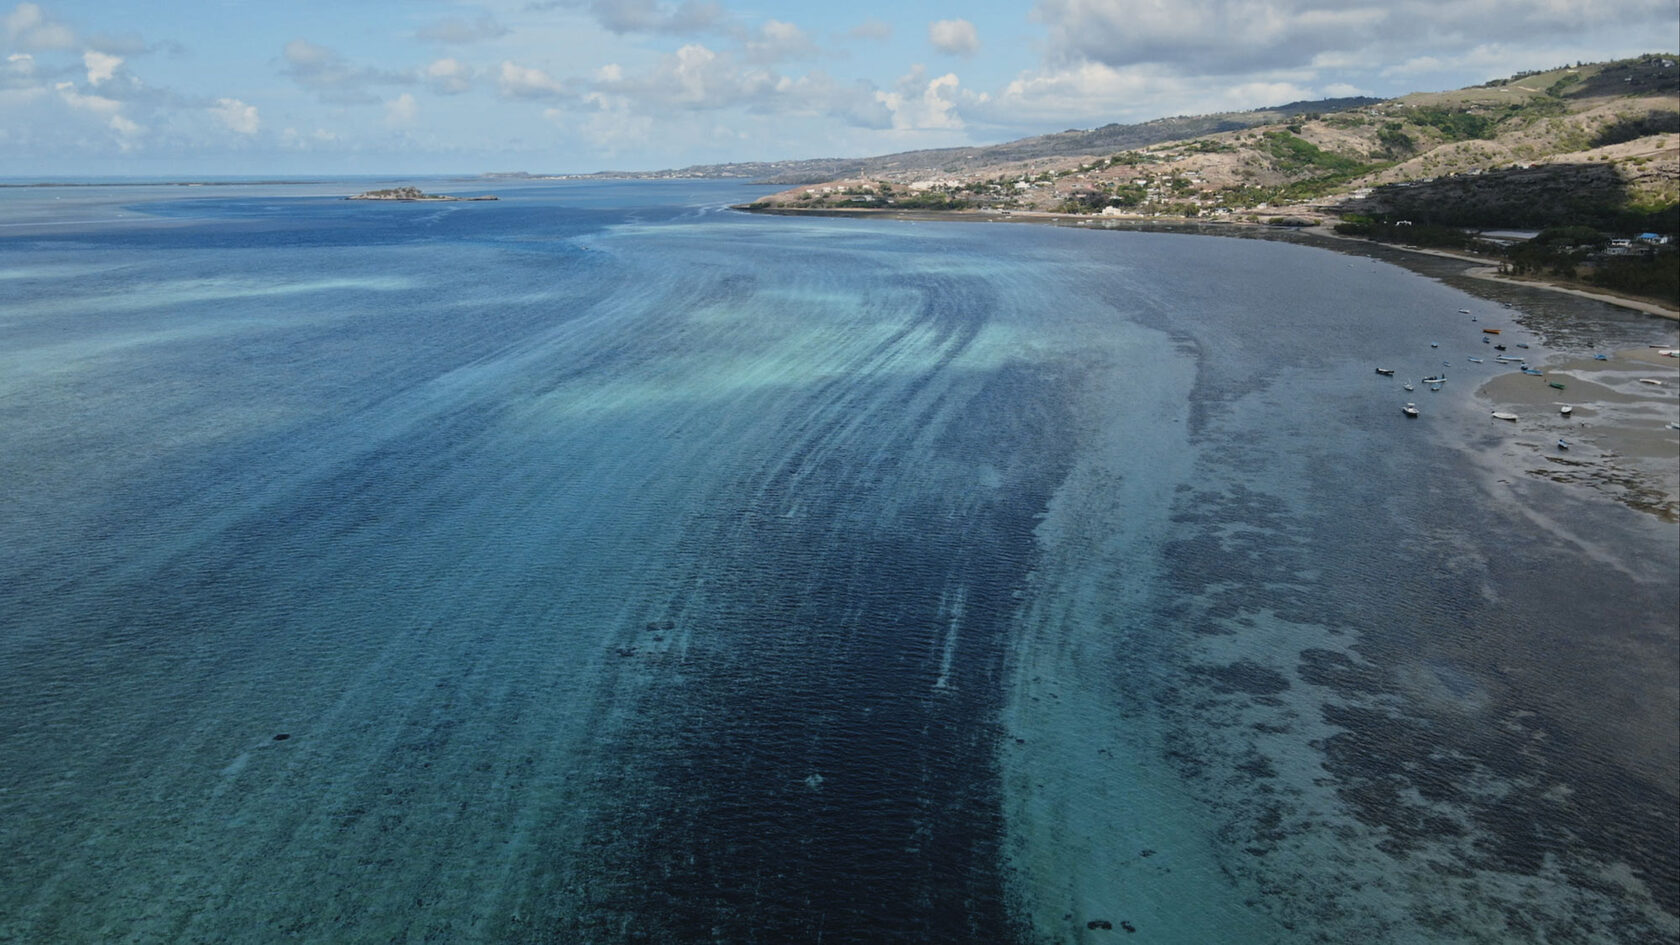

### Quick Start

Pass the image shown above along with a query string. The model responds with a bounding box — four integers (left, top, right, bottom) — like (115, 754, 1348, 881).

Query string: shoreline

(734, 204, 1679, 321)
(736, 202, 1680, 519)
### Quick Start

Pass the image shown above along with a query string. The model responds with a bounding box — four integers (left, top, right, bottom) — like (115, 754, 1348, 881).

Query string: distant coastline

(733, 203, 1680, 321)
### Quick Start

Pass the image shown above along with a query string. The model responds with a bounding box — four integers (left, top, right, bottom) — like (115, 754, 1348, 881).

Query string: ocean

(1, 178, 1675, 944)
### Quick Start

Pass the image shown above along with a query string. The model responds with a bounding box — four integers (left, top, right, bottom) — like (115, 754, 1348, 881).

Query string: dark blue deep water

(1, 179, 1676, 943)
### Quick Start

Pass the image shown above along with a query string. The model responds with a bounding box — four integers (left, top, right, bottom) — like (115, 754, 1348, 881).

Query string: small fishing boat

(1593, 354, 1608, 361)
(1482, 328, 1502, 334)
(1430, 383, 1442, 391)
(1495, 356, 1524, 363)
(1421, 375, 1445, 384)
(1403, 403, 1419, 418)
(1491, 411, 1518, 422)
(1522, 368, 1544, 376)
(1458, 308, 1471, 314)
(1403, 383, 1414, 391)
(1430, 342, 1439, 348)
(1468, 357, 1484, 363)
(1557, 439, 1569, 450)
(1549, 381, 1566, 390)
(1639, 378, 1664, 386)
(1560, 405, 1573, 416)
(1494, 344, 1506, 351)
(1375, 367, 1395, 376)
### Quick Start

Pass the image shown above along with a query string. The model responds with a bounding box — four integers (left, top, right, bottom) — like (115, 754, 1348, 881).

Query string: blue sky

(3, 0, 1675, 177)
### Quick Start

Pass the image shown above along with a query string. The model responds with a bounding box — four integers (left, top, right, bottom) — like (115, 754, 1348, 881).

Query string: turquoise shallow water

(1, 179, 1676, 943)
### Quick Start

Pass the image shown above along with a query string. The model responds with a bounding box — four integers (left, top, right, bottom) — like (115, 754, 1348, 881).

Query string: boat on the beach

(1496, 356, 1524, 363)
(1522, 368, 1544, 376)
(1560, 405, 1573, 416)
(1638, 378, 1664, 386)
(1549, 381, 1566, 390)
(1375, 367, 1395, 376)
(1491, 411, 1518, 422)
(1594, 354, 1609, 361)
(1403, 403, 1419, 417)
(1482, 328, 1502, 334)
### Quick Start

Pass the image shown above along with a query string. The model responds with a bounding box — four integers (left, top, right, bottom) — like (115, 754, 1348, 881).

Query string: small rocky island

(346, 186, 497, 202)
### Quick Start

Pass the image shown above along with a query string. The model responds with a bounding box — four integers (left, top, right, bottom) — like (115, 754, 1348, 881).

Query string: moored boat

(1549, 381, 1566, 390)
(1560, 405, 1573, 416)
(1421, 375, 1445, 384)
(1375, 367, 1395, 376)
(1557, 438, 1569, 450)
(1491, 411, 1518, 421)
(1639, 378, 1664, 386)
(1468, 357, 1484, 363)
(1403, 403, 1419, 417)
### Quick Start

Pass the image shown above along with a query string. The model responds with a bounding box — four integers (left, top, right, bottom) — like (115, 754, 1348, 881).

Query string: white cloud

(55, 80, 120, 114)
(4, 3, 75, 51)
(213, 96, 259, 135)
(384, 92, 418, 127)
(426, 57, 473, 94)
(499, 60, 575, 99)
(83, 50, 121, 86)
(574, 0, 725, 36)
(743, 19, 816, 63)
(928, 19, 979, 57)
(875, 65, 965, 130)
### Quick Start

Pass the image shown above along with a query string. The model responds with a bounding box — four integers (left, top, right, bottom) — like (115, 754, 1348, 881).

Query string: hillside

(744, 55, 1679, 240)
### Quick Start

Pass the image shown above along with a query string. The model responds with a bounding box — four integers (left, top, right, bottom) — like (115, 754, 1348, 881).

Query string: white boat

(1560, 405, 1573, 416)
(1375, 367, 1395, 376)
(1557, 439, 1569, 450)
(1491, 411, 1518, 422)
(1467, 357, 1484, 363)
(1421, 375, 1445, 384)
(1638, 378, 1664, 386)
(1403, 383, 1414, 391)
(1403, 403, 1419, 417)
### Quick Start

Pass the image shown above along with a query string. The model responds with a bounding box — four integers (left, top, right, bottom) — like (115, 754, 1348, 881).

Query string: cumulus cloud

(499, 60, 576, 99)
(928, 19, 978, 57)
(83, 50, 120, 85)
(280, 39, 411, 104)
(875, 65, 966, 130)
(426, 57, 473, 94)
(742, 19, 816, 63)
(54, 80, 120, 114)
(4, 3, 74, 51)
(416, 14, 507, 44)
(212, 96, 259, 135)
(384, 92, 418, 127)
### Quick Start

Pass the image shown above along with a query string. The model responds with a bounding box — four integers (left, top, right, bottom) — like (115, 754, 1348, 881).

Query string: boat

(1482, 336, 1490, 344)
(1522, 368, 1544, 376)
(1482, 328, 1502, 334)
(1403, 403, 1419, 417)
(1430, 342, 1439, 348)
(1560, 405, 1573, 416)
(1593, 354, 1608, 361)
(1430, 384, 1442, 391)
(1491, 411, 1518, 422)
(1421, 375, 1445, 384)
(1403, 383, 1414, 391)
(1468, 357, 1484, 363)
(1549, 381, 1566, 390)
(1494, 344, 1506, 351)
(1375, 367, 1395, 376)
(1639, 378, 1664, 386)
(1557, 439, 1569, 450)
(1496, 356, 1524, 363)
(1516, 343, 1530, 349)
(1458, 308, 1471, 314)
